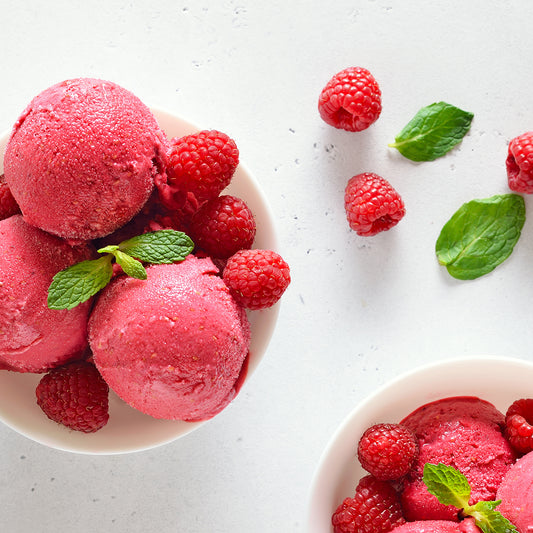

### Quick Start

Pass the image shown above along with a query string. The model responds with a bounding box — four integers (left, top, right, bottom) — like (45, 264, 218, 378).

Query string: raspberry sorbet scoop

(3, 78, 169, 240)
(0, 215, 93, 372)
(88, 256, 251, 422)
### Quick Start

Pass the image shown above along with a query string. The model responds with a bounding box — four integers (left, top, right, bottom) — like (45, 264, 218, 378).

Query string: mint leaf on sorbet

(423, 464, 518, 533)
(423, 463, 471, 509)
(389, 102, 474, 161)
(113, 250, 147, 280)
(47, 255, 113, 310)
(119, 229, 194, 264)
(435, 194, 525, 280)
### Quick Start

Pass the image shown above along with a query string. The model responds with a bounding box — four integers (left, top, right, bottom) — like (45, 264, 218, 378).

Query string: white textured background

(2, 1, 533, 531)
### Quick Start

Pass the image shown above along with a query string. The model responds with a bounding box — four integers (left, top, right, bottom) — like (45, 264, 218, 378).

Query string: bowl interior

(0, 108, 279, 454)
(306, 355, 533, 533)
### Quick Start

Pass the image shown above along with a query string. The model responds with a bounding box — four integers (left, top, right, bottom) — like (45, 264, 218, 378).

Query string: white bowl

(306, 355, 533, 533)
(0, 107, 279, 454)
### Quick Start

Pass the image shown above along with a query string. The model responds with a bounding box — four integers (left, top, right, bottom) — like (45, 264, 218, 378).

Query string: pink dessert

(496, 450, 533, 532)
(391, 518, 481, 533)
(400, 397, 515, 521)
(0, 215, 93, 372)
(3, 77, 169, 240)
(88, 255, 251, 422)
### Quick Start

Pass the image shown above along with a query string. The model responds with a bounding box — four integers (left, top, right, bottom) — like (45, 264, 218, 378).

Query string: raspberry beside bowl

(0, 108, 280, 454)
(306, 355, 533, 532)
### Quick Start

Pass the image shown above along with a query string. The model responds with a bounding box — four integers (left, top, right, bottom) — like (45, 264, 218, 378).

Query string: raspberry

(506, 132, 533, 193)
(190, 195, 256, 259)
(0, 174, 21, 220)
(167, 130, 239, 204)
(331, 475, 405, 533)
(318, 67, 382, 132)
(223, 249, 290, 310)
(36, 361, 109, 433)
(357, 423, 418, 480)
(344, 173, 405, 236)
(505, 398, 533, 454)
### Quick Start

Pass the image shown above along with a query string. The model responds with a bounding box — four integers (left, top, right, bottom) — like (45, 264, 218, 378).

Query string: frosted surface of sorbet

(3, 77, 169, 240)
(400, 396, 515, 521)
(391, 518, 480, 533)
(88, 256, 251, 422)
(0, 215, 93, 372)
(496, 450, 533, 533)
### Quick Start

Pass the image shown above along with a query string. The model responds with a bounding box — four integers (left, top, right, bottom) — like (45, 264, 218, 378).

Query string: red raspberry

(190, 195, 256, 259)
(505, 398, 533, 454)
(357, 423, 418, 480)
(36, 361, 109, 433)
(331, 475, 405, 533)
(318, 67, 382, 132)
(0, 174, 21, 220)
(506, 132, 533, 193)
(344, 173, 405, 236)
(223, 249, 290, 310)
(167, 130, 239, 204)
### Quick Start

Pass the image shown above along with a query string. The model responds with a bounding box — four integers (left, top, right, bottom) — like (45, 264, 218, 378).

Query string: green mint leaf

(113, 250, 147, 280)
(47, 255, 113, 310)
(97, 245, 119, 254)
(422, 463, 471, 509)
(389, 101, 474, 161)
(469, 501, 518, 533)
(118, 230, 194, 264)
(435, 194, 525, 280)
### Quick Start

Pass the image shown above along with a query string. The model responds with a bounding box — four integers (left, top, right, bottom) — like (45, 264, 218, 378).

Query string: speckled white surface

(2, 1, 533, 531)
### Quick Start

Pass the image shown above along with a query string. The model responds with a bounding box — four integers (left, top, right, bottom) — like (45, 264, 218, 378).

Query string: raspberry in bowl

(0, 96, 283, 454)
(306, 356, 533, 533)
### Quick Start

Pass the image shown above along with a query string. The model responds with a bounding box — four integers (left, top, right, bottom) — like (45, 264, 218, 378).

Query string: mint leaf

(423, 463, 471, 510)
(469, 501, 518, 533)
(119, 230, 194, 264)
(389, 102, 473, 161)
(47, 255, 113, 310)
(435, 194, 525, 280)
(423, 464, 518, 533)
(113, 250, 147, 280)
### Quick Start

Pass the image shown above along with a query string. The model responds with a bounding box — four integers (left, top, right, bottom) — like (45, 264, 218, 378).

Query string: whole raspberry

(506, 132, 533, 193)
(190, 195, 256, 259)
(344, 173, 405, 236)
(505, 398, 533, 454)
(331, 475, 405, 533)
(167, 130, 239, 204)
(36, 361, 109, 433)
(318, 67, 382, 132)
(357, 423, 418, 480)
(0, 174, 21, 220)
(223, 249, 290, 310)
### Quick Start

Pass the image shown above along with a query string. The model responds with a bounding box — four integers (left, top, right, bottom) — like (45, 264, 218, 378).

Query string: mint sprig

(389, 101, 474, 161)
(423, 463, 518, 533)
(48, 229, 194, 310)
(435, 194, 525, 280)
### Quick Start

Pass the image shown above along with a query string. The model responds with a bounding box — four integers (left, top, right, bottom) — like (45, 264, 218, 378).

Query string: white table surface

(2, 1, 533, 531)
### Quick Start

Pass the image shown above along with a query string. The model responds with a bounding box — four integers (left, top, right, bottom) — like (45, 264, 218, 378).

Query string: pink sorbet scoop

(0, 215, 93, 372)
(3, 78, 169, 240)
(88, 256, 251, 422)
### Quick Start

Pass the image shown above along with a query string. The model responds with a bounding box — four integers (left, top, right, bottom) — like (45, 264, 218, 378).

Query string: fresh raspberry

(36, 361, 109, 433)
(190, 195, 256, 259)
(167, 130, 239, 204)
(344, 173, 405, 236)
(0, 174, 21, 220)
(331, 475, 405, 533)
(318, 67, 382, 132)
(506, 132, 533, 193)
(223, 249, 290, 310)
(357, 423, 418, 480)
(505, 398, 533, 454)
